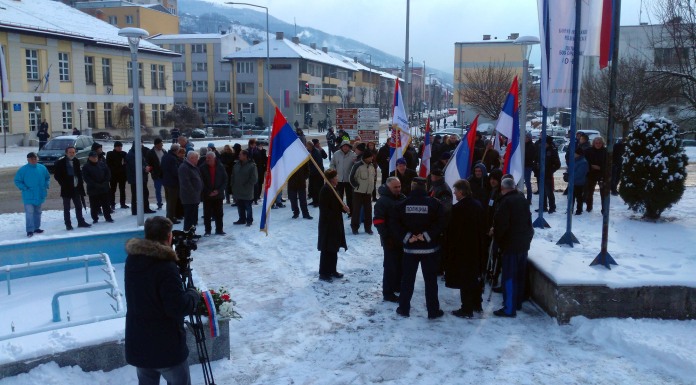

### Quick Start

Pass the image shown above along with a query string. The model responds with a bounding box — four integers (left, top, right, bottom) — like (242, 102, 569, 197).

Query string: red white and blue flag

(389, 81, 411, 173)
(598, 0, 614, 69)
(444, 115, 479, 189)
(495, 76, 523, 184)
(201, 290, 220, 337)
(260, 106, 310, 233)
(418, 118, 431, 178)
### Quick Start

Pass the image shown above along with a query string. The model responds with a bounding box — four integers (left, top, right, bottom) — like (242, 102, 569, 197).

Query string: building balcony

(322, 95, 342, 103)
(300, 73, 312, 82)
(323, 76, 341, 86)
(348, 80, 357, 88)
(299, 94, 311, 103)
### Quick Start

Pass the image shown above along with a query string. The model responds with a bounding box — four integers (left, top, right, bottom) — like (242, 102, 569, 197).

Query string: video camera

(173, 226, 198, 276)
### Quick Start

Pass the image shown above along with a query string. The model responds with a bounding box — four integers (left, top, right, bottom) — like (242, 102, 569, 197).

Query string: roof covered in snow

(0, 0, 176, 57)
(150, 33, 230, 41)
(222, 36, 356, 72)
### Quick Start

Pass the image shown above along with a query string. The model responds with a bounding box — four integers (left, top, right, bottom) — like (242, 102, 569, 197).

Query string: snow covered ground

(1, 134, 695, 384)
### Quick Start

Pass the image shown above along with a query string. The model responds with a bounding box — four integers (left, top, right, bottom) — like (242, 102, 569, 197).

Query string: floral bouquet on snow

(197, 286, 242, 336)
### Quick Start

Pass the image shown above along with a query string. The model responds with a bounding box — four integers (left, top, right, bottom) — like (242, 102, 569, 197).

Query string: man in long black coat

(199, 152, 228, 236)
(54, 146, 91, 230)
(82, 151, 114, 224)
(124, 216, 199, 384)
(373, 177, 406, 302)
(445, 179, 485, 318)
(106, 141, 128, 210)
(492, 178, 534, 318)
(317, 169, 349, 282)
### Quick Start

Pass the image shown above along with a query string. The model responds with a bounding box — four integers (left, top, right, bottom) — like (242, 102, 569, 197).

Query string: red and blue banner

(496, 77, 523, 183)
(444, 115, 479, 188)
(260, 107, 310, 233)
(201, 290, 219, 337)
(599, 0, 614, 69)
(418, 118, 431, 178)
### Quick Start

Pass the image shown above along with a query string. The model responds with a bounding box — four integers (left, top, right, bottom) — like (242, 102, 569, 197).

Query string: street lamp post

(119, 27, 149, 227)
(227, 2, 270, 126)
(78, 107, 83, 134)
(514, 35, 540, 193)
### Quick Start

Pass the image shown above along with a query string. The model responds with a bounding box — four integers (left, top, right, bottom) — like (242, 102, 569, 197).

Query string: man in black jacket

(199, 152, 228, 236)
(491, 178, 534, 318)
(124, 216, 200, 385)
(373, 177, 406, 302)
(54, 146, 91, 230)
(106, 141, 128, 210)
(146, 138, 166, 210)
(393, 177, 445, 319)
(82, 151, 114, 224)
(584, 136, 608, 213)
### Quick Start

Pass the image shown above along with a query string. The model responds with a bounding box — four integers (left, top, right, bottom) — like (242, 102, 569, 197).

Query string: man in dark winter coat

(584, 136, 608, 214)
(199, 152, 228, 236)
(468, 163, 490, 209)
(178, 151, 202, 232)
(124, 216, 200, 385)
(445, 179, 485, 318)
(106, 141, 128, 210)
(491, 178, 534, 318)
(326, 128, 337, 161)
(307, 140, 326, 207)
(539, 137, 560, 213)
(393, 177, 445, 319)
(317, 169, 350, 282)
(146, 138, 166, 210)
(247, 139, 267, 204)
(231, 150, 258, 226)
(373, 177, 406, 302)
(37, 121, 50, 150)
(161, 144, 184, 224)
(54, 146, 91, 230)
(287, 157, 312, 219)
(376, 139, 392, 185)
(389, 157, 417, 196)
(127, 144, 156, 215)
(82, 151, 114, 224)
(524, 133, 537, 204)
(572, 147, 589, 215)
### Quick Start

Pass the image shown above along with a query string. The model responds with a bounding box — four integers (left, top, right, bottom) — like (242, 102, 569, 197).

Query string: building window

(236, 82, 254, 95)
(237, 102, 255, 114)
(58, 52, 70, 82)
(127, 62, 144, 88)
(215, 103, 231, 114)
(173, 62, 185, 72)
(104, 102, 113, 128)
(170, 44, 184, 54)
(151, 104, 161, 126)
(215, 80, 230, 92)
(101, 58, 112, 85)
(125, 15, 133, 25)
(26, 49, 39, 81)
(307, 62, 322, 77)
(108, 16, 117, 25)
(191, 44, 207, 54)
(173, 80, 186, 92)
(158, 65, 165, 89)
(84, 56, 95, 84)
(236, 61, 254, 74)
(151, 64, 158, 89)
(62, 102, 73, 131)
(87, 102, 96, 129)
(28, 102, 41, 132)
(192, 62, 207, 72)
(192, 80, 208, 92)
(654, 47, 689, 67)
(193, 102, 208, 116)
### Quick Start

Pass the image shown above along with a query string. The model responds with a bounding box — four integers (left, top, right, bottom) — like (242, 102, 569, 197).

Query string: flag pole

(556, 0, 581, 246)
(263, 91, 350, 212)
(592, 0, 621, 269)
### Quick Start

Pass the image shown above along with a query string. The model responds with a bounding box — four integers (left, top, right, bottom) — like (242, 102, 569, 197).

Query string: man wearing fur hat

(124, 216, 200, 385)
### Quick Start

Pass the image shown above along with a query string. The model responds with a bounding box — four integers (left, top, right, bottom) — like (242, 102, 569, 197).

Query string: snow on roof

(223, 37, 355, 71)
(0, 0, 175, 56)
(150, 33, 228, 41)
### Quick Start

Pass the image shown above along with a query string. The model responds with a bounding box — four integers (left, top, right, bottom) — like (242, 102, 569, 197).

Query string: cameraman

(125, 216, 200, 385)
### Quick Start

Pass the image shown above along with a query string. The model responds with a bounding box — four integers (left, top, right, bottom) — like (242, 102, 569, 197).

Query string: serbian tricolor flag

(201, 290, 220, 337)
(260, 107, 310, 233)
(444, 115, 479, 189)
(598, 0, 614, 69)
(418, 118, 431, 178)
(389, 81, 411, 173)
(495, 77, 523, 183)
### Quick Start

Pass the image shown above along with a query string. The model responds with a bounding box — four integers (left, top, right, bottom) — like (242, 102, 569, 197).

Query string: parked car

(190, 128, 207, 138)
(37, 135, 95, 172)
(207, 124, 242, 138)
(255, 128, 271, 146)
(92, 131, 112, 141)
(435, 128, 466, 139)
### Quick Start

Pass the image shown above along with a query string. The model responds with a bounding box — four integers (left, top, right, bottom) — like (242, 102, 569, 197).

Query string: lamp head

(513, 35, 540, 60)
(118, 28, 149, 54)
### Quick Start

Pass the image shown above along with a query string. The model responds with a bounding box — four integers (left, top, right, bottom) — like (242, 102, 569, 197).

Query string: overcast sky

(207, 0, 652, 73)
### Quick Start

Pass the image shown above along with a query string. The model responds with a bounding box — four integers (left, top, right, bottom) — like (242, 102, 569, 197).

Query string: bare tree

(456, 61, 515, 119)
(163, 104, 201, 131)
(581, 57, 679, 137)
